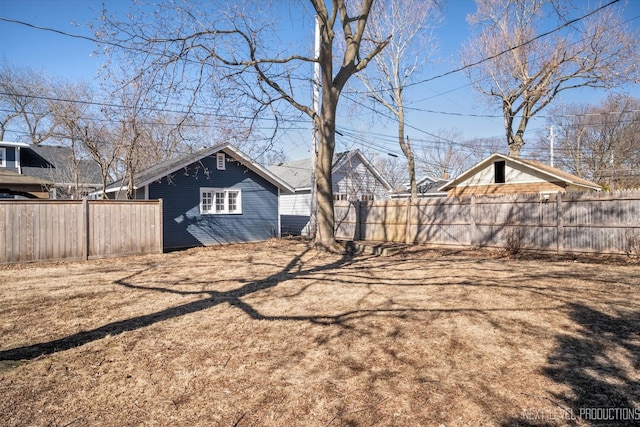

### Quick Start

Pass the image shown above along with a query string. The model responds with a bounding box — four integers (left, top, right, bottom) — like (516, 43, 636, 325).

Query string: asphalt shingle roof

(269, 150, 363, 190)
(104, 147, 214, 191)
(20, 145, 102, 185)
(104, 144, 293, 193)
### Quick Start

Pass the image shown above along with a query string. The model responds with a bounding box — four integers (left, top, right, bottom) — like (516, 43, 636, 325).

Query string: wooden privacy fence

(0, 199, 163, 264)
(334, 190, 640, 255)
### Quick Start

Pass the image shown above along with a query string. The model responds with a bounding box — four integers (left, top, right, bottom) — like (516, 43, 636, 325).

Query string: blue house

(102, 144, 293, 250)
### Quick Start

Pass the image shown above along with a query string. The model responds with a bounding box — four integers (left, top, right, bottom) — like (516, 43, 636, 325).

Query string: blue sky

(1, 0, 639, 161)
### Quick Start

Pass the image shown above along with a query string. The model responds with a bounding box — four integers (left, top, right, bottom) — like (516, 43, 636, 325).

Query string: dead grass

(1, 240, 639, 426)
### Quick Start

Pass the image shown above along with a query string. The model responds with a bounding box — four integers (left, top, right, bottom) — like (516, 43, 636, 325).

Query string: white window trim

(0, 147, 6, 167)
(200, 187, 242, 215)
(216, 153, 226, 170)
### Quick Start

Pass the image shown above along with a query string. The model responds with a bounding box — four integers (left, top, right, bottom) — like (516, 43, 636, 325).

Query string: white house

(269, 149, 392, 236)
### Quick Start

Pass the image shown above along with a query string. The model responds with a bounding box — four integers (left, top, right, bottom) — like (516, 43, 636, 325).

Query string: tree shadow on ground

(0, 245, 358, 362)
(501, 303, 640, 426)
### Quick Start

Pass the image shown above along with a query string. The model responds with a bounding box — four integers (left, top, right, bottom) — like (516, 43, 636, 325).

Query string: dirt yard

(1, 239, 639, 426)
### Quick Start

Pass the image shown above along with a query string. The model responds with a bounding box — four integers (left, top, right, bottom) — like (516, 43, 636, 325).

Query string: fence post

(354, 201, 361, 241)
(405, 197, 412, 244)
(557, 193, 563, 254)
(470, 195, 477, 249)
(157, 198, 164, 253)
(82, 199, 89, 260)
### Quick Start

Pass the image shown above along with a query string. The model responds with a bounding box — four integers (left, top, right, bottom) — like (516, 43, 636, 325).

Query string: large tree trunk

(314, 17, 342, 253)
(314, 104, 338, 251)
(508, 134, 525, 157)
(508, 113, 529, 158)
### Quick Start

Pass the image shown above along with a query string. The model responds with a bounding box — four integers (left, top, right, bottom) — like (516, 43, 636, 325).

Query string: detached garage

(439, 153, 601, 197)
(102, 144, 293, 250)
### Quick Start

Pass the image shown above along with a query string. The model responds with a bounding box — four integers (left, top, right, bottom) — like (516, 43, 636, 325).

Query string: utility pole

(549, 126, 554, 167)
(309, 15, 321, 238)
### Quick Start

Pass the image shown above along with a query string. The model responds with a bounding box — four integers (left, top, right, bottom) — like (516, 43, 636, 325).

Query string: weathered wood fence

(334, 190, 640, 255)
(0, 199, 163, 264)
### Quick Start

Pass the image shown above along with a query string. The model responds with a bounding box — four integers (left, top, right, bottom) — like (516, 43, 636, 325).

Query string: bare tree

(81, 122, 120, 199)
(355, 0, 442, 199)
(47, 81, 93, 198)
(0, 60, 54, 143)
(462, 0, 640, 157)
(415, 129, 473, 179)
(537, 94, 640, 189)
(97, 0, 389, 251)
(414, 129, 503, 179)
(104, 74, 154, 200)
(371, 152, 406, 192)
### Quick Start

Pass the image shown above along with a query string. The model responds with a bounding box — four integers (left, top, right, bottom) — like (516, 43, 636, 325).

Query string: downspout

(277, 187, 282, 238)
(16, 147, 22, 175)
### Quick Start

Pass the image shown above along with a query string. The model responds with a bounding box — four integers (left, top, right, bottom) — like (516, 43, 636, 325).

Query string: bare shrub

(503, 226, 525, 257)
(625, 230, 640, 261)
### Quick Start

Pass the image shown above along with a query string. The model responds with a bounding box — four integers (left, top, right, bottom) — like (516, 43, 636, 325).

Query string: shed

(439, 153, 601, 197)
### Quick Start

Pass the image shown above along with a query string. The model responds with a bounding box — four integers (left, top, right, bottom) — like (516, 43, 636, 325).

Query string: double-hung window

(0, 147, 6, 167)
(200, 188, 242, 214)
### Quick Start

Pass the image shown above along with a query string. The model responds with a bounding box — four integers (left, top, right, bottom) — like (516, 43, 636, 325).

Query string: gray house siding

(147, 152, 279, 249)
(333, 160, 389, 200)
(272, 151, 391, 237)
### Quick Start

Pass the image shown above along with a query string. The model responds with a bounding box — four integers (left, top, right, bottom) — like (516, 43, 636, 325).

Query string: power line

(0, 90, 311, 125)
(1, 0, 636, 164)
(0, 16, 153, 56)
(2, 0, 625, 96)
(404, 0, 622, 90)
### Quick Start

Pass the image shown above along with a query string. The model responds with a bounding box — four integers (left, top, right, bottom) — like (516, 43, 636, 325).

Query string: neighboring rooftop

(438, 153, 602, 192)
(20, 144, 102, 185)
(269, 149, 392, 191)
(269, 157, 314, 189)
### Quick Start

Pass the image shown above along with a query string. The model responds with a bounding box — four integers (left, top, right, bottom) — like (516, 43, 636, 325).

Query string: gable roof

(391, 175, 448, 198)
(438, 153, 601, 192)
(415, 175, 438, 187)
(417, 177, 450, 195)
(20, 144, 102, 186)
(104, 143, 294, 193)
(407, 175, 449, 192)
(269, 149, 393, 191)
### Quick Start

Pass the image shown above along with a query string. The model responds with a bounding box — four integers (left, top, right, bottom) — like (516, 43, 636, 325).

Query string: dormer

(0, 141, 30, 174)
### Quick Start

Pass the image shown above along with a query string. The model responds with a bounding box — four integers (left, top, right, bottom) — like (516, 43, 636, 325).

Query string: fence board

(335, 190, 640, 255)
(0, 200, 162, 264)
